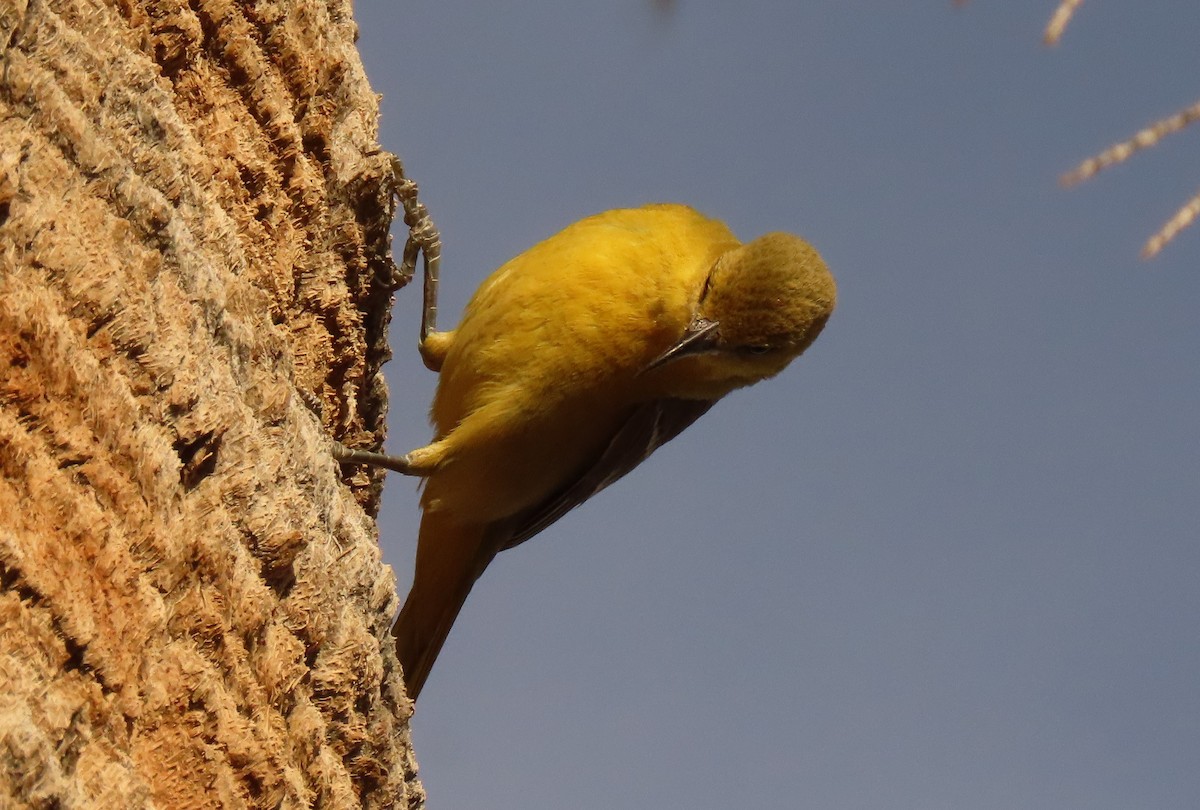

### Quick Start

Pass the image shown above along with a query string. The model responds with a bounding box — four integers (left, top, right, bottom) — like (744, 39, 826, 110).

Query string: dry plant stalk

(1062, 100, 1200, 186)
(958, 0, 1198, 256)
(1062, 99, 1200, 257)
(1043, 0, 1084, 46)
(953, 0, 1084, 44)
(1042, 0, 1200, 257)
(0, 0, 424, 807)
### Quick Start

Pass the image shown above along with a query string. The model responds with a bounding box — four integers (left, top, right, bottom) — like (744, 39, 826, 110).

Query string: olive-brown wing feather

(500, 398, 717, 551)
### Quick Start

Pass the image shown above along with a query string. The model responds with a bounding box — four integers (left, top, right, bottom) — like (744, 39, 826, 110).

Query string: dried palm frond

(1062, 99, 1200, 257)
(958, 1, 1198, 256)
(1043, 0, 1084, 46)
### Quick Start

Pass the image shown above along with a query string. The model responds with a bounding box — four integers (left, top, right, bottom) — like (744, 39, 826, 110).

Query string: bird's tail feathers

(393, 512, 506, 701)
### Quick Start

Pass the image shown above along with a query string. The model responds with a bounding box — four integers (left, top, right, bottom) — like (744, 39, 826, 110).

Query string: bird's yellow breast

(421, 204, 740, 521)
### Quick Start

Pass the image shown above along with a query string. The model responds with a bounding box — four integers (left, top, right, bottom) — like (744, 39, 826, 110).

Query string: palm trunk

(0, 0, 423, 806)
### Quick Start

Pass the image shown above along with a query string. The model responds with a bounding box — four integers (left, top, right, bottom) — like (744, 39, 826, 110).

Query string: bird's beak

(645, 318, 721, 371)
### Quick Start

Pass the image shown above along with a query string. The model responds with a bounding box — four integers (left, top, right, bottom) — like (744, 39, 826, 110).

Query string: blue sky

(355, 3, 1200, 807)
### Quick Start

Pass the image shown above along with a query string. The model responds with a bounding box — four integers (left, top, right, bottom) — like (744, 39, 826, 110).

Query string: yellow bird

(337, 203, 836, 700)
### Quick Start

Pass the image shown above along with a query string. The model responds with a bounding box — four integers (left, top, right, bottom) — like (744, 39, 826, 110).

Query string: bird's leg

(390, 157, 448, 372)
(335, 158, 445, 475)
(331, 442, 420, 476)
(300, 390, 409, 473)
(333, 438, 445, 477)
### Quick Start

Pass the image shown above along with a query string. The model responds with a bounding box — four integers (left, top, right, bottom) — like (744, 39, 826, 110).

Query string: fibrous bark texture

(0, 0, 422, 807)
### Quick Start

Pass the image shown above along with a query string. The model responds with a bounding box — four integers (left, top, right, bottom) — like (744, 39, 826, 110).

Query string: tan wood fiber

(0, 0, 423, 806)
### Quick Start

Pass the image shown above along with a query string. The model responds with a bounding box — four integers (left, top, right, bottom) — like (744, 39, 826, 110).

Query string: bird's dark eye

(746, 345, 772, 355)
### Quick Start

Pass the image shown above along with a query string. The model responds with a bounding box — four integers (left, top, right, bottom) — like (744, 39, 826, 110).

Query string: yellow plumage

(379, 203, 835, 699)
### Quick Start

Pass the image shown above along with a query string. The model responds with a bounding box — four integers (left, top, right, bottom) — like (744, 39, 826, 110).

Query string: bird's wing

(500, 397, 717, 551)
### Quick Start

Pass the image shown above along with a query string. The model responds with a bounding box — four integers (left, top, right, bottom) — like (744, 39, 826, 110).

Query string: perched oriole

(338, 203, 836, 700)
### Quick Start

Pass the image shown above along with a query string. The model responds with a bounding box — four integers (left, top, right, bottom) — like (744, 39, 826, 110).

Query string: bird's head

(647, 232, 836, 394)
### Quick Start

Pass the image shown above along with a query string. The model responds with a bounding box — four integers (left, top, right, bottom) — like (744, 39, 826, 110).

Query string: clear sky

(355, 3, 1200, 808)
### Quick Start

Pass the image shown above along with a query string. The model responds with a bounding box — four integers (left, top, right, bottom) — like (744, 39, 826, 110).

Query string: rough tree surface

(0, 0, 423, 806)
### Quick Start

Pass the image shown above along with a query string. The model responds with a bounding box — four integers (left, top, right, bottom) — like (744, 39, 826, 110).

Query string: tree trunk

(0, 0, 423, 806)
